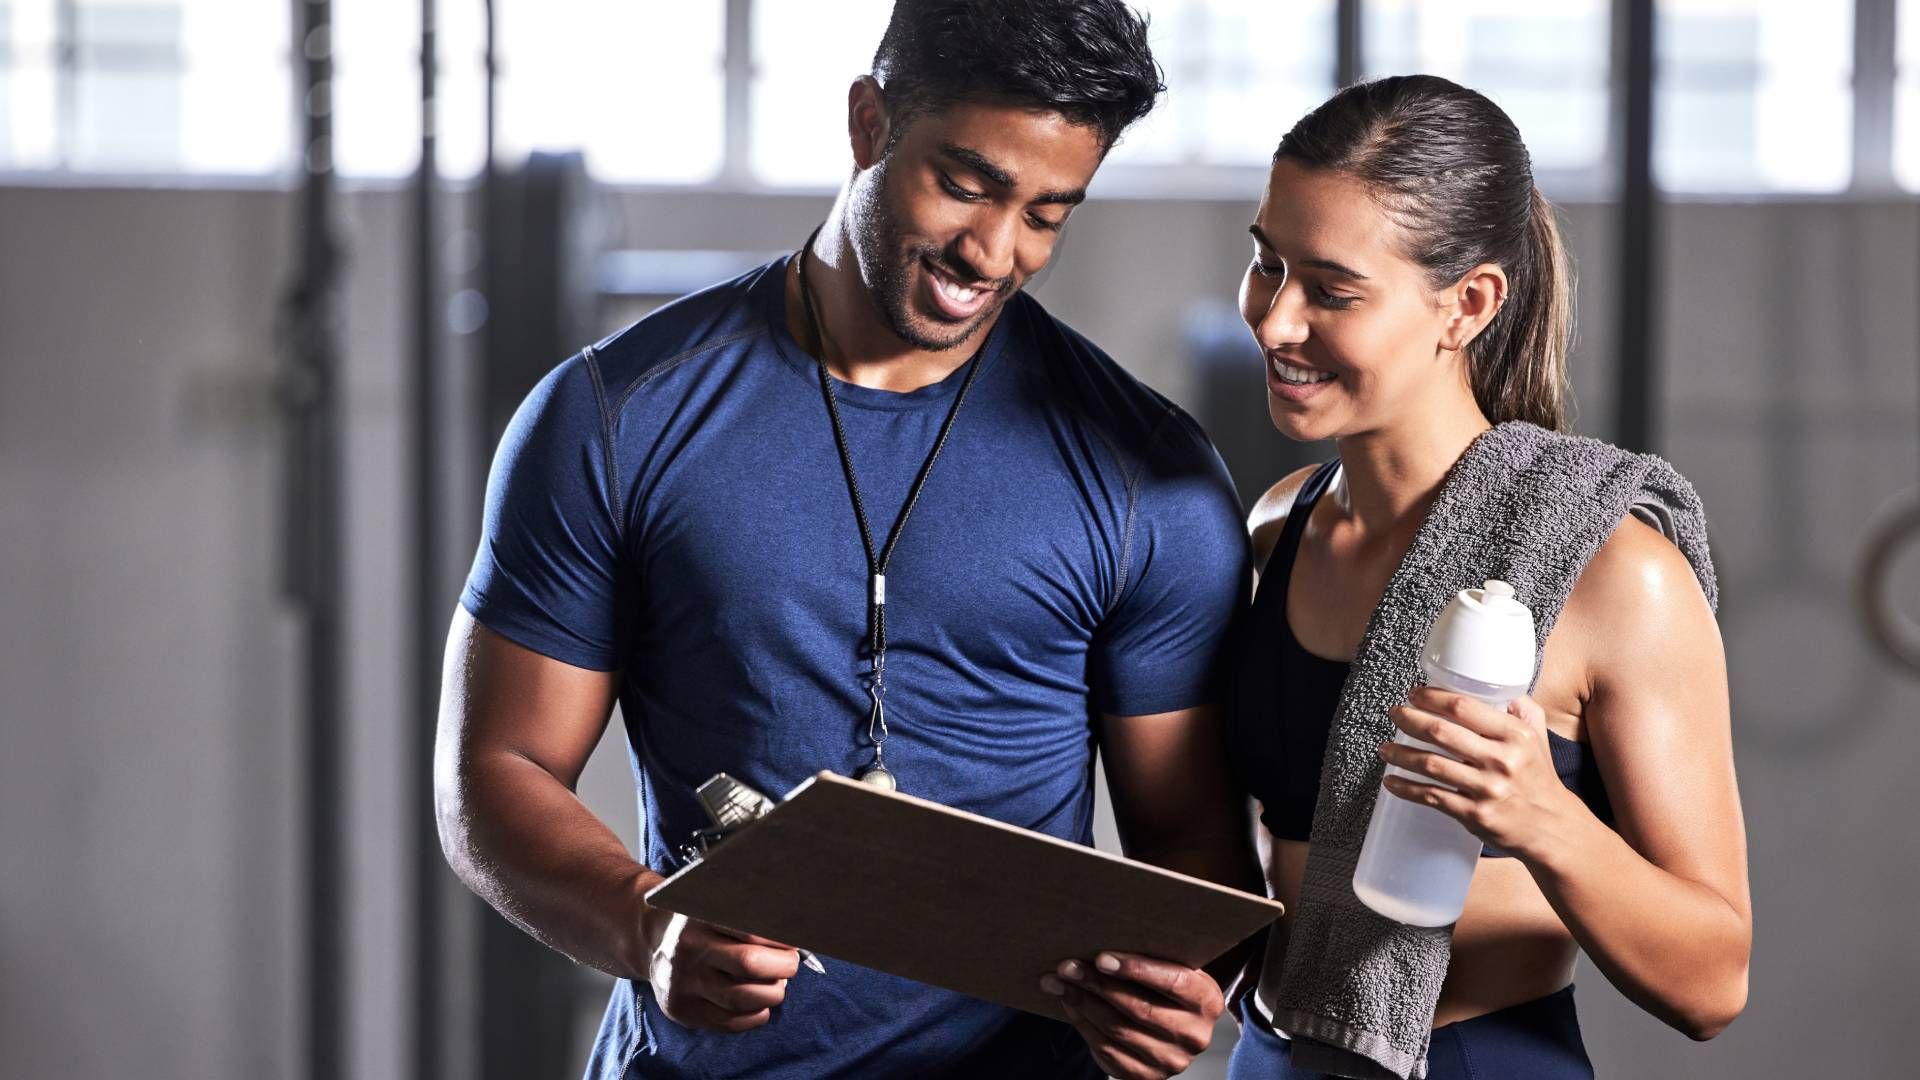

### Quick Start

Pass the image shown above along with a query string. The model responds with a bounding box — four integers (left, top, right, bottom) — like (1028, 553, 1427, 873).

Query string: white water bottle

(1353, 579, 1536, 927)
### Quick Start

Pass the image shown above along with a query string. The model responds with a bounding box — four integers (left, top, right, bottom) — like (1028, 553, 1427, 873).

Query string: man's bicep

(460, 352, 630, 671)
(1092, 477, 1249, 714)
(1098, 707, 1242, 853)
(438, 607, 623, 793)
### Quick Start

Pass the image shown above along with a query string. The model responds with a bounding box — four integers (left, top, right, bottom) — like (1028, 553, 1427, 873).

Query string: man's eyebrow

(941, 143, 1015, 187)
(1247, 224, 1369, 281)
(941, 142, 1086, 208)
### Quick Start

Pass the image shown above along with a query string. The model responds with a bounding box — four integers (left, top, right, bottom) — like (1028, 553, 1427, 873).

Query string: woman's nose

(1255, 281, 1308, 350)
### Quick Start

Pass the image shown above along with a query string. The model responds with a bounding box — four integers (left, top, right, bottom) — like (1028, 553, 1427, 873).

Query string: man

(436, 2, 1260, 1077)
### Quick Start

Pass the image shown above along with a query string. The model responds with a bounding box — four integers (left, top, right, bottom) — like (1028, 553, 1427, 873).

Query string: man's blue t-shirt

(461, 256, 1249, 1079)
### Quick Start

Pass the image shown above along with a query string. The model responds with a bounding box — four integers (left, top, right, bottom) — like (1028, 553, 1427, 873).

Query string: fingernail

(1040, 975, 1065, 995)
(1058, 960, 1083, 980)
(1096, 953, 1121, 973)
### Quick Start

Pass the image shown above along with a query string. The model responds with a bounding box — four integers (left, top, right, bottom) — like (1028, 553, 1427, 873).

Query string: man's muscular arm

(1099, 705, 1265, 918)
(434, 609, 797, 1031)
(1100, 705, 1267, 997)
(1041, 706, 1266, 1080)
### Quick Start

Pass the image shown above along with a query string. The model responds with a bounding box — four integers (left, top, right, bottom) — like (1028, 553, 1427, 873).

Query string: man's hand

(645, 909, 801, 1033)
(1041, 951, 1223, 1078)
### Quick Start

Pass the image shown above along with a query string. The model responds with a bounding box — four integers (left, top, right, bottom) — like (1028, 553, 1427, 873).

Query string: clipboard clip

(676, 773, 776, 864)
(677, 773, 827, 975)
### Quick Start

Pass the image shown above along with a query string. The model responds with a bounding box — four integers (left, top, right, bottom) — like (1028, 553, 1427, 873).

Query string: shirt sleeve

(1090, 406, 1250, 717)
(459, 352, 630, 671)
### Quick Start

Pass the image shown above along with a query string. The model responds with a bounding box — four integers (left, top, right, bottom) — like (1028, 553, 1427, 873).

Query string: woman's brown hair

(1276, 75, 1574, 431)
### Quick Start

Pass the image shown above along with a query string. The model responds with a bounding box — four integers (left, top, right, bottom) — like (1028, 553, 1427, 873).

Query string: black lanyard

(794, 231, 988, 788)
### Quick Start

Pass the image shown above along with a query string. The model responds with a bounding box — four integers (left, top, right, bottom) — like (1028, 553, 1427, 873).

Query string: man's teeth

(936, 276, 979, 304)
(1272, 358, 1335, 385)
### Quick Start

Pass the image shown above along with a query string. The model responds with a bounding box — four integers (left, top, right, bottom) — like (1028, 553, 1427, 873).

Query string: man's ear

(1438, 263, 1509, 353)
(848, 76, 892, 171)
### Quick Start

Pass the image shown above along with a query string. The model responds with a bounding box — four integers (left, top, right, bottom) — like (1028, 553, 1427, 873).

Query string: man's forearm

(1129, 836, 1265, 992)
(438, 749, 665, 981)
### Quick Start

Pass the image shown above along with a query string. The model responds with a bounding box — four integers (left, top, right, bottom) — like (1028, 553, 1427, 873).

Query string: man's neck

(786, 210, 1000, 393)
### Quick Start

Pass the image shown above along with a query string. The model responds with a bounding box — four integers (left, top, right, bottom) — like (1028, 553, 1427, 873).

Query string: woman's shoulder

(1581, 513, 1709, 609)
(1564, 512, 1721, 678)
(1248, 464, 1325, 567)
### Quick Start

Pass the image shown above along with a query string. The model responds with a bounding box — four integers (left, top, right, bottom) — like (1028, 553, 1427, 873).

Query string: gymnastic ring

(1856, 489, 1920, 676)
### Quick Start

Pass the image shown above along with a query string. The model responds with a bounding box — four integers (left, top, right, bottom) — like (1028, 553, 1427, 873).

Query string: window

(1655, 0, 1854, 193)
(177, 0, 285, 174)
(0, 1, 1910, 196)
(1896, 0, 1920, 189)
(742, 0, 1332, 186)
(74, 3, 183, 168)
(2, 3, 58, 167)
(750, 0, 890, 187)
(331, 0, 725, 183)
(329, 0, 422, 177)
(0, 5, 14, 163)
(492, 1, 724, 184)
(1108, 0, 1336, 169)
(0, 0, 287, 173)
(1363, 0, 1611, 177)
(0, 0, 723, 182)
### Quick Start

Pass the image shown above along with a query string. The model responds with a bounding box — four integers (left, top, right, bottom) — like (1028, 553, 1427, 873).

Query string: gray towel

(1269, 421, 1717, 1080)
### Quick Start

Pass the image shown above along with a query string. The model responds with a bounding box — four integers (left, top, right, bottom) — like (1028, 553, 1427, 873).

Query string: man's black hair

(870, 0, 1164, 150)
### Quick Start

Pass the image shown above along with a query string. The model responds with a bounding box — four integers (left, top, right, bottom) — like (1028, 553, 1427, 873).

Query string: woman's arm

(1541, 518, 1750, 1038)
(1380, 518, 1751, 1040)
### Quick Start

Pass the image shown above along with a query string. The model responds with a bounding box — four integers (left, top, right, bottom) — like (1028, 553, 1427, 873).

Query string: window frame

(0, 0, 1910, 199)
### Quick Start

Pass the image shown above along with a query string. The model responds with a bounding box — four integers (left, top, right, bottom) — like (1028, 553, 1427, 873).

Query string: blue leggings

(1227, 986, 1592, 1079)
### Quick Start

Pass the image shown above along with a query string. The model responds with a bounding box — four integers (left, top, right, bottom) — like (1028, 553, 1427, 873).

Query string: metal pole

(54, 0, 75, 167)
(1851, 0, 1898, 194)
(1336, 0, 1363, 89)
(1614, 0, 1657, 451)
(722, 0, 753, 185)
(280, 2, 344, 1077)
(410, 1, 444, 1078)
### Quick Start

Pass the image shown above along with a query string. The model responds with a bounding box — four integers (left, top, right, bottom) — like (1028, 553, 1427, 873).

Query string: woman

(1224, 76, 1750, 1078)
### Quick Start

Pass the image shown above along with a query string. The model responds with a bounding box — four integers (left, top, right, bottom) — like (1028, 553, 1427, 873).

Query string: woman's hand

(1378, 687, 1584, 860)
(1041, 951, 1223, 1079)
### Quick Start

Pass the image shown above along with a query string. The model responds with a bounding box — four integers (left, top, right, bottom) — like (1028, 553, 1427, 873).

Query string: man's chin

(896, 297, 1003, 352)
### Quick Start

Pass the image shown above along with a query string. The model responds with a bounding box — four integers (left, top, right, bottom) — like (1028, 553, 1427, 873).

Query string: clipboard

(645, 771, 1284, 1019)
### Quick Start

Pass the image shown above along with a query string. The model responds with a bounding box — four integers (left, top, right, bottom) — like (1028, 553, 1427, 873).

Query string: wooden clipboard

(645, 771, 1284, 1019)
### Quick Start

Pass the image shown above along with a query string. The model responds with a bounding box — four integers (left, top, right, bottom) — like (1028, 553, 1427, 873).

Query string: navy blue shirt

(462, 256, 1248, 1079)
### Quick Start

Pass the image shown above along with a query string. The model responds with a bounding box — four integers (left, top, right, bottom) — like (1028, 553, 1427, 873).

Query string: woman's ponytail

(1468, 187, 1573, 431)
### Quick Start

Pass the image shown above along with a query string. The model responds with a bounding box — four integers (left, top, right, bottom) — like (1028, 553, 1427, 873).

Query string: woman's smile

(1267, 353, 1339, 403)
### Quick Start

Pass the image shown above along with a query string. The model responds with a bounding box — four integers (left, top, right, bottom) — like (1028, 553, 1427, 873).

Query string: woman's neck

(1333, 394, 1492, 537)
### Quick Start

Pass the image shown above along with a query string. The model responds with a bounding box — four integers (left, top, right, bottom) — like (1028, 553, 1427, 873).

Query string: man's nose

(951, 211, 1019, 284)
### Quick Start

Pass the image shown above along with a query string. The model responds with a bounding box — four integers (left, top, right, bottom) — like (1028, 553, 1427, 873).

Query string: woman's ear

(848, 76, 892, 171)
(1438, 263, 1509, 352)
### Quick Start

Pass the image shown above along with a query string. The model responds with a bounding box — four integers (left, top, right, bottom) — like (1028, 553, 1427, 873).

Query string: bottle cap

(1422, 579, 1536, 689)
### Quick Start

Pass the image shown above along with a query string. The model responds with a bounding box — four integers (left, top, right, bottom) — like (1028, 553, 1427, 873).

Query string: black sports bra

(1225, 459, 1614, 858)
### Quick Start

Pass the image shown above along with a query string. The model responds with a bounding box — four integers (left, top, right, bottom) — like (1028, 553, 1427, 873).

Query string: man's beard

(847, 163, 1012, 352)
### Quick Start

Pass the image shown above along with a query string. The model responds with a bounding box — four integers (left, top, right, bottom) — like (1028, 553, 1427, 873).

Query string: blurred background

(2, 1, 1917, 1077)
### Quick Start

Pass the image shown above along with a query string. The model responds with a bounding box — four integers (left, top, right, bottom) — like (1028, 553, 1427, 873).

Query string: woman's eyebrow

(1247, 224, 1370, 281)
